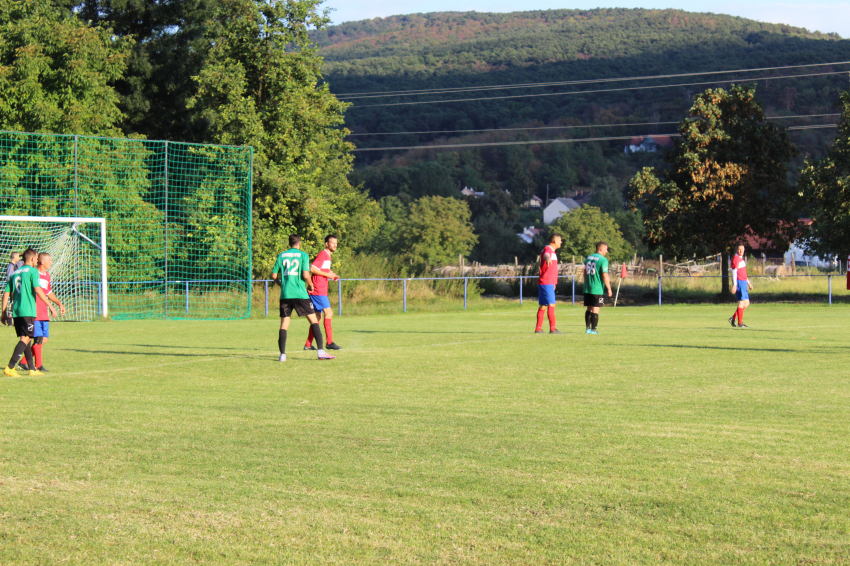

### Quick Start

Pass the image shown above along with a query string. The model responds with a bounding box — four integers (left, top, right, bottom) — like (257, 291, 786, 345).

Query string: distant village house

(624, 135, 674, 154)
(543, 197, 581, 225)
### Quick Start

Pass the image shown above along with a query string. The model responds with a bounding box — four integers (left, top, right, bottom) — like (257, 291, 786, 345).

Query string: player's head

(596, 241, 609, 255)
(736, 244, 745, 255)
(23, 248, 37, 265)
(325, 234, 338, 252)
(549, 233, 562, 250)
(10, 251, 20, 263)
(289, 234, 301, 248)
(38, 252, 52, 270)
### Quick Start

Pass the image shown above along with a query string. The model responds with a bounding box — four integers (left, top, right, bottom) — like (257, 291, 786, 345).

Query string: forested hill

(314, 9, 850, 200)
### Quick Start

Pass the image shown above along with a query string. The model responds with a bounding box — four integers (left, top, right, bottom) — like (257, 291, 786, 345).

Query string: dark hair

(549, 233, 562, 243)
(289, 234, 301, 247)
(23, 248, 37, 262)
(38, 252, 50, 263)
(596, 241, 608, 251)
(325, 234, 338, 243)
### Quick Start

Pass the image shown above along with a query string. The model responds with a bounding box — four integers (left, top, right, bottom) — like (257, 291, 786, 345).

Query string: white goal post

(0, 216, 108, 319)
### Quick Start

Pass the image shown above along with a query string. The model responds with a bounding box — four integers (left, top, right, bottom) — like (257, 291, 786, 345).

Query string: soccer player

(30, 253, 66, 372)
(272, 234, 335, 362)
(583, 241, 613, 334)
(305, 235, 341, 351)
(1, 249, 51, 377)
(3, 252, 19, 327)
(535, 233, 562, 334)
(728, 244, 753, 328)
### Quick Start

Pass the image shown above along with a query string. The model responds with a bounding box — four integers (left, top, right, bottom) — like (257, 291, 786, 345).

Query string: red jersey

(35, 270, 52, 321)
(731, 254, 748, 282)
(309, 249, 332, 296)
(539, 245, 558, 286)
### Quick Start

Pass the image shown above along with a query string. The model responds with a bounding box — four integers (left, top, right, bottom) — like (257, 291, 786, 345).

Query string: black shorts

(584, 294, 605, 308)
(280, 299, 315, 318)
(13, 316, 36, 338)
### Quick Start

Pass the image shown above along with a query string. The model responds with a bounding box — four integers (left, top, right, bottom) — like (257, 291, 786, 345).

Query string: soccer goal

(0, 216, 108, 320)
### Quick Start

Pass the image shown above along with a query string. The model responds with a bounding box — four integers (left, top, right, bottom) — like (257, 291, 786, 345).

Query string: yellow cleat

(4, 366, 20, 377)
(29, 369, 43, 376)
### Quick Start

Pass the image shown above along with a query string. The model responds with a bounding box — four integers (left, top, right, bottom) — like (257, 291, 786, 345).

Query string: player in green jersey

(583, 242, 613, 335)
(271, 234, 335, 362)
(1, 249, 51, 377)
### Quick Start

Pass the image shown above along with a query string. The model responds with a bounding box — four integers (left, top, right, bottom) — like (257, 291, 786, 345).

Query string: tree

(393, 196, 478, 267)
(588, 176, 625, 214)
(628, 85, 798, 294)
(470, 215, 525, 265)
(0, 0, 131, 135)
(188, 0, 363, 274)
(548, 206, 634, 262)
(798, 86, 850, 258)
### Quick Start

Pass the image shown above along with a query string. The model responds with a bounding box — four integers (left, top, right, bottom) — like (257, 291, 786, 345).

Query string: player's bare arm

(47, 291, 65, 316)
(310, 265, 338, 280)
(302, 269, 314, 294)
(603, 272, 613, 297)
(1, 291, 9, 323)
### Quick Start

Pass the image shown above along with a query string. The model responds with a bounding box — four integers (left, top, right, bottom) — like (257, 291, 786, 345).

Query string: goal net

(0, 216, 107, 321)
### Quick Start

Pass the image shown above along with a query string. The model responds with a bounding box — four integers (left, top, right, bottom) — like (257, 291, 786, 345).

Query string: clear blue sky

(326, 1, 850, 38)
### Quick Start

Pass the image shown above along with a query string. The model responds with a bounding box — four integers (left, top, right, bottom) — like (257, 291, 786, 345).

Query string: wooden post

(659, 255, 663, 274)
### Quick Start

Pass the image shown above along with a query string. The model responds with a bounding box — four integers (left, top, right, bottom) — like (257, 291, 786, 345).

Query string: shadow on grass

(646, 343, 799, 353)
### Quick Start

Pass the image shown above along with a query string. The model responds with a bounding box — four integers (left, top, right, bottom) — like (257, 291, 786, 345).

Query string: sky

(326, 1, 850, 38)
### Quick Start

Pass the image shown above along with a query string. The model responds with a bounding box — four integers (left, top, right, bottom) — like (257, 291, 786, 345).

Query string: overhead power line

(350, 124, 838, 152)
(351, 70, 849, 108)
(347, 114, 841, 137)
(337, 61, 850, 99)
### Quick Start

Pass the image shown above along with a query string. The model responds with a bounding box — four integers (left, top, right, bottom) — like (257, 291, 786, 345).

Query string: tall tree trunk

(720, 251, 730, 295)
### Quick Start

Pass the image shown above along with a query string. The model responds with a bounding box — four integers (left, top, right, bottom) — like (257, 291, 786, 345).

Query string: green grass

(2, 304, 849, 564)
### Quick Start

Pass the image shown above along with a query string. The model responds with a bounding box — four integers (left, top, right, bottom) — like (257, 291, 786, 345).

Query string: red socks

(737, 308, 744, 325)
(536, 309, 545, 331)
(32, 343, 42, 368)
(547, 305, 556, 331)
(306, 319, 334, 346)
(323, 318, 333, 344)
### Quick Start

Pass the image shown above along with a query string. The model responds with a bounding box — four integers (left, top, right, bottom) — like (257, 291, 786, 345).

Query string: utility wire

(347, 114, 841, 137)
(350, 124, 838, 152)
(351, 70, 849, 108)
(338, 61, 850, 99)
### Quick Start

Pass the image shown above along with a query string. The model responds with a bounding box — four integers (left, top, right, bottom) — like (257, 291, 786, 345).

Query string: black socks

(591, 313, 599, 330)
(310, 323, 324, 351)
(8, 341, 28, 369)
(279, 330, 287, 354)
(585, 311, 591, 328)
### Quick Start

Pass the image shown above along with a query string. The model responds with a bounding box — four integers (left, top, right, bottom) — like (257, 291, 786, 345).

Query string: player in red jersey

(728, 244, 753, 328)
(31, 253, 66, 371)
(535, 233, 562, 334)
(305, 235, 341, 350)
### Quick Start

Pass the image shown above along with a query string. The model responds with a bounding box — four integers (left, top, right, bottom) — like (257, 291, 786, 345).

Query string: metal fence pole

(264, 280, 269, 317)
(338, 279, 342, 316)
(572, 276, 575, 305)
(829, 275, 832, 305)
(464, 278, 468, 309)
(403, 279, 407, 313)
(185, 281, 189, 314)
(658, 275, 662, 306)
(519, 276, 523, 305)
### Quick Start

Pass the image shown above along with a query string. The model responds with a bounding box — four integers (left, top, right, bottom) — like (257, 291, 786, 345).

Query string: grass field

(2, 304, 849, 565)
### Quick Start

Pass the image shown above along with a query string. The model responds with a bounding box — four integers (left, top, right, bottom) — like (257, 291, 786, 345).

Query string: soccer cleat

(16, 363, 30, 372)
(36, 366, 48, 372)
(549, 329, 563, 334)
(317, 350, 336, 360)
(303, 345, 317, 351)
(589, 330, 599, 335)
(29, 369, 43, 376)
(4, 366, 20, 377)
(586, 328, 592, 334)
(279, 354, 286, 362)
(325, 342, 342, 350)
(534, 329, 545, 334)
(738, 324, 749, 329)
(728, 316, 737, 327)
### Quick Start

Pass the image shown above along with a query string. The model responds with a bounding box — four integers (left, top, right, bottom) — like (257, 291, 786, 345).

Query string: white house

(543, 197, 581, 225)
(522, 196, 543, 209)
(518, 226, 543, 244)
(624, 135, 674, 154)
(460, 186, 485, 198)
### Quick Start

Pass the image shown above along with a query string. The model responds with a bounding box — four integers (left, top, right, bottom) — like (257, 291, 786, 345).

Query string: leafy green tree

(467, 190, 519, 225)
(188, 0, 363, 274)
(0, 0, 131, 135)
(469, 215, 525, 265)
(393, 196, 478, 267)
(628, 85, 798, 293)
(548, 206, 634, 262)
(798, 86, 850, 258)
(588, 176, 625, 214)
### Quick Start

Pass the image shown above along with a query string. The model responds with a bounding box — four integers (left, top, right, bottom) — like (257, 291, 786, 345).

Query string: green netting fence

(0, 131, 253, 320)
